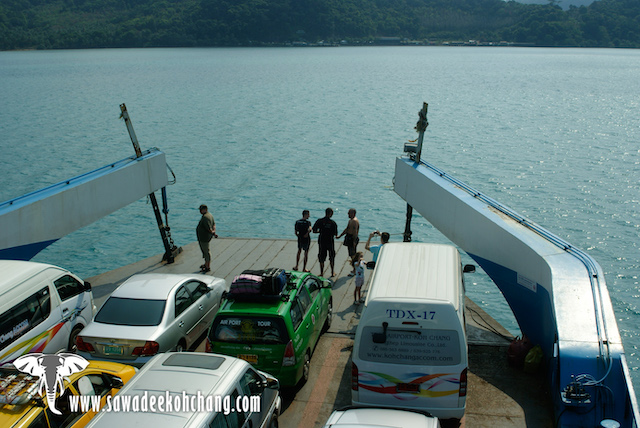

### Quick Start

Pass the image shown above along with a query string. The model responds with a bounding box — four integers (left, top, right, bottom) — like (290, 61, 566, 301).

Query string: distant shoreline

(3, 43, 639, 53)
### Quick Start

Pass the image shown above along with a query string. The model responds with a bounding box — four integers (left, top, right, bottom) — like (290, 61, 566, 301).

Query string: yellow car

(0, 360, 136, 428)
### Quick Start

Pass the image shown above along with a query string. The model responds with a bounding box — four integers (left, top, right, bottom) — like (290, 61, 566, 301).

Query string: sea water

(1, 46, 639, 389)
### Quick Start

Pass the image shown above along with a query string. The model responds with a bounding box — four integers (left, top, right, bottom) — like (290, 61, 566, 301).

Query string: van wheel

(323, 298, 333, 332)
(176, 340, 187, 352)
(302, 351, 311, 383)
(68, 325, 84, 352)
(268, 414, 278, 428)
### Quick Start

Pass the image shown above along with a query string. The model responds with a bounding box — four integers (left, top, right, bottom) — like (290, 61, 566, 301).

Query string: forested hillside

(0, 0, 638, 50)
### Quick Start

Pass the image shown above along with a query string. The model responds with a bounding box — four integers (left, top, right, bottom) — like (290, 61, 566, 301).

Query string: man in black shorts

(294, 210, 312, 272)
(313, 207, 339, 277)
(337, 208, 360, 276)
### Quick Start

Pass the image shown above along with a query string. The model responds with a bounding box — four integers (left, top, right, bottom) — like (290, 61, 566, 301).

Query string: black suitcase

(261, 268, 287, 295)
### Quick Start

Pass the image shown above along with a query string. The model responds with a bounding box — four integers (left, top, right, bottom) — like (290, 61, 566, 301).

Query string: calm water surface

(1, 46, 639, 388)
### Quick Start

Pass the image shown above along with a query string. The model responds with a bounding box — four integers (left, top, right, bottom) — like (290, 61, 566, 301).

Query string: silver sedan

(76, 273, 227, 366)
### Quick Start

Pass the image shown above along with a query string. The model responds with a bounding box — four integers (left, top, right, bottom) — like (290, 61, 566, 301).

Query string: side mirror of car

(109, 376, 124, 389)
(322, 280, 333, 289)
(83, 281, 92, 291)
(264, 377, 279, 390)
(463, 264, 476, 273)
(366, 261, 376, 269)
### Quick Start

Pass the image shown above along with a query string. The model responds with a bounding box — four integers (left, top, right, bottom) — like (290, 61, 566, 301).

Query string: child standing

(352, 251, 366, 305)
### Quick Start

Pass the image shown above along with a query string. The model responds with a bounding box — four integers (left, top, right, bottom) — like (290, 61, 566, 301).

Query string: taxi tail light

(351, 362, 359, 391)
(459, 368, 468, 397)
(205, 337, 212, 353)
(76, 336, 94, 352)
(132, 341, 160, 356)
(282, 340, 295, 367)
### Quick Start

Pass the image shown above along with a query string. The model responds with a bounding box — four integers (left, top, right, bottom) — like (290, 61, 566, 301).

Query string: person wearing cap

(196, 204, 217, 273)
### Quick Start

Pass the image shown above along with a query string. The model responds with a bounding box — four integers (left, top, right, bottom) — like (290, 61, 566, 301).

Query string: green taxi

(205, 270, 332, 387)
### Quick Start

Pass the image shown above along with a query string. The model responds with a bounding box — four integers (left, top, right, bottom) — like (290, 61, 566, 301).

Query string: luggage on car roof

(261, 268, 287, 295)
(228, 268, 288, 301)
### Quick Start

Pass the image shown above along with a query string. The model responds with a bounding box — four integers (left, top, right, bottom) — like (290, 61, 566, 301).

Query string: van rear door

(352, 303, 467, 417)
(356, 323, 463, 404)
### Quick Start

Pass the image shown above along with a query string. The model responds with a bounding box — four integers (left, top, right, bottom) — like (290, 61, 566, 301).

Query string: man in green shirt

(197, 204, 217, 273)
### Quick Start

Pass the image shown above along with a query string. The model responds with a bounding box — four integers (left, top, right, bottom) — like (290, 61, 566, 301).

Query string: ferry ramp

(87, 237, 553, 427)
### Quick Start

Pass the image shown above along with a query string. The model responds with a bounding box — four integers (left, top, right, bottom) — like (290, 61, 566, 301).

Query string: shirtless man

(337, 208, 360, 276)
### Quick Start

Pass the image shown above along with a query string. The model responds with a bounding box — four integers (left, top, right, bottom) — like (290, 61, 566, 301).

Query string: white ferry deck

(87, 237, 554, 427)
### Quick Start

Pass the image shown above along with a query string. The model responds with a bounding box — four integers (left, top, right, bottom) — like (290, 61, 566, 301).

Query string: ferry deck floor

(87, 237, 554, 427)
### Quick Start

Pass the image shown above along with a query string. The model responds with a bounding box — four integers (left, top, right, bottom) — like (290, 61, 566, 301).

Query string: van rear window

(210, 316, 288, 345)
(358, 326, 461, 366)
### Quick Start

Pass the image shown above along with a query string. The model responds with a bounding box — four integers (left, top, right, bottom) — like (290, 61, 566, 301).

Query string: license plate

(238, 354, 258, 364)
(397, 383, 420, 393)
(103, 345, 124, 356)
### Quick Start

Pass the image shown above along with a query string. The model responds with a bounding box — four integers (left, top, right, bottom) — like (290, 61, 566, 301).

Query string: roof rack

(0, 368, 42, 406)
(224, 268, 300, 303)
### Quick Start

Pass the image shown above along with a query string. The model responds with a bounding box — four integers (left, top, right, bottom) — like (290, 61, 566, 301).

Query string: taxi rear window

(358, 327, 461, 366)
(210, 316, 288, 344)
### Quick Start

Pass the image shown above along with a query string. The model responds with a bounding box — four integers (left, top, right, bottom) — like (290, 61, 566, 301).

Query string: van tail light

(351, 363, 359, 391)
(76, 336, 94, 352)
(205, 337, 212, 353)
(459, 368, 468, 397)
(282, 340, 295, 367)
(132, 341, 160, 356)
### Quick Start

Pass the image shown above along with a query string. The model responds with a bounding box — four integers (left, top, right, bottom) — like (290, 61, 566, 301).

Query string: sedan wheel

(323, 299, 333, 332)
(176, 341, 186, 352)
(268, 414, 278, 428)
(302, 351, 311, 383)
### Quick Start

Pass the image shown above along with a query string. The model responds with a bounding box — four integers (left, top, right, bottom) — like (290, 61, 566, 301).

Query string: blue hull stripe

(0, 239, 58, 261)
(468, 253, 557, 357)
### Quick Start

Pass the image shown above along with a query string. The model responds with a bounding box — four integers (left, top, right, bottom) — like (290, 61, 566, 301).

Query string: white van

(0, 260, 96, 365)
(351, 243, 474, 420)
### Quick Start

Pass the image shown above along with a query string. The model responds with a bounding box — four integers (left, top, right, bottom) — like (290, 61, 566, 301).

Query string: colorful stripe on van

(0, 303, 88, 365)
(358, 371, 460, 398)
(0, 321, 66, 363)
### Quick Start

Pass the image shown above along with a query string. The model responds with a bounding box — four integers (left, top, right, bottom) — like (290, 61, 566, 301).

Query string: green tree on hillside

(0, 0, 639, 49)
